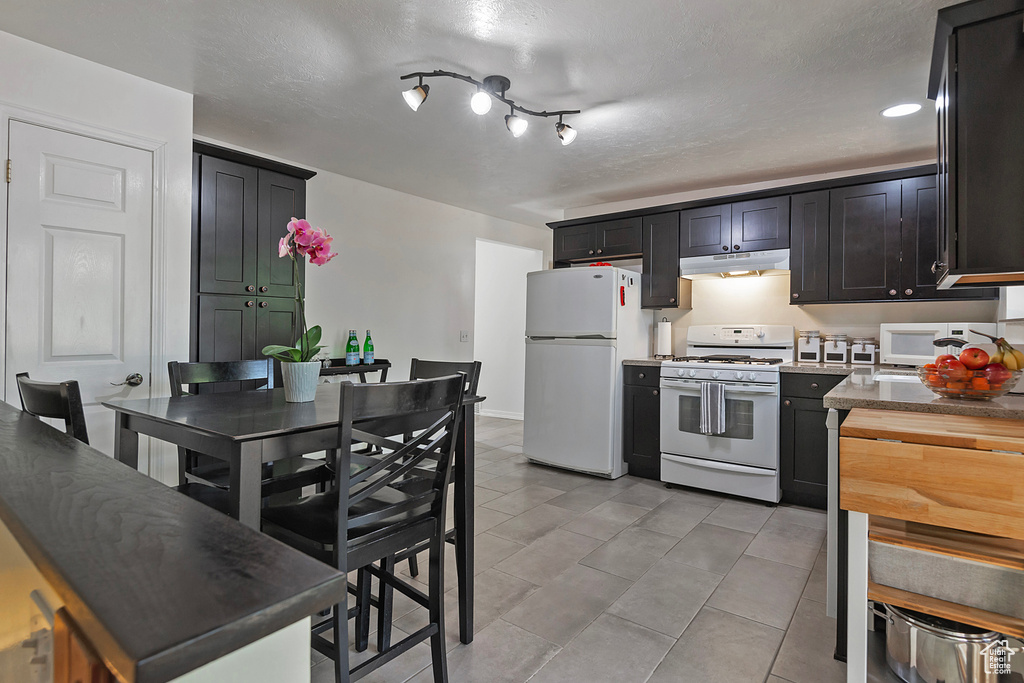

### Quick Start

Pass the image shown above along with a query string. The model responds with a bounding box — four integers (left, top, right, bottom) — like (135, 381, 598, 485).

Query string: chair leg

(355, 568, 371, 652)
(376, 556, 395, 652)
(428, 533, 449, 683)
(407, 553, 419, 578)
(332, 602, 350, 683)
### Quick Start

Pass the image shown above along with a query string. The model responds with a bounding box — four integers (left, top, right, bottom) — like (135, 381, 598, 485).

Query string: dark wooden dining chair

(262, 375, 465, 683)
(167, 360, 330, 511)
(15, 372, 90, 445)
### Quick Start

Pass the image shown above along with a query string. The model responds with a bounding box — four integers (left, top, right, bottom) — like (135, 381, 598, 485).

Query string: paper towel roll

(656, 321, 673, 357)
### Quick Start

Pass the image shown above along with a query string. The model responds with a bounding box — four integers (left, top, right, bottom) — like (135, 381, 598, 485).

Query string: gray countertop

(780, 362, 863, 375)
(624, 358, 666, 367)
(823, 367, 1024, 419)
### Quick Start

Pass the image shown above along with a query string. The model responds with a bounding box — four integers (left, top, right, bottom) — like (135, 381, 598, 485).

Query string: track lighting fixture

(400, 70, 580, 145)
(402, 76, 430, 112)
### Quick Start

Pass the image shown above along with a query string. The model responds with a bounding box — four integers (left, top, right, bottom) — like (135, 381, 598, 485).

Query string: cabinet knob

(246, 300, 255, 307)
(638, 372, 645, 379)
(245, 285, 255, 292)
(597, 248, 603, 254)
(783, 399, 792, 406)
(811, 382, 819, 389)
(733, 244, 740, 251)
(904, 288, 913, 296)
(669, 298, 676, 303)
(653, 390, 658, 396)
(259, 286, 268, 293)
(722, 246, 729, 251)
(588, 249, 595, 255)
(792, 293, 799, 299)
(259, 301, 268, 308)
(889, 289, 898, 296)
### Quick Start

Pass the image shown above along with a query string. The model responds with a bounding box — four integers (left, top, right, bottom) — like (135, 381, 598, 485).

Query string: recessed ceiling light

(881, 103, 922, 118)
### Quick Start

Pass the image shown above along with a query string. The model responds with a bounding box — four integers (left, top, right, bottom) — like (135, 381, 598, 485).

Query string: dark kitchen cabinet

(191, 143, 315, 368)
(679, 196, 789, 257)
(931, 1, 1024, 288)
(642, 212, 682, 308)
(553, 217, 642, 262)
(789, 190, 830, 304)
(779, 373, 846, 509)
(828, 181, 903, 301)
(623, 366, 661, 480)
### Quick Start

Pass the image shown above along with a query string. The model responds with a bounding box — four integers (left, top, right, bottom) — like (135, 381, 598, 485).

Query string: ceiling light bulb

(470, 90, 492, 115)
(555, 121, 577, 146)
(881, 103, 921, 118)
(505, 114, 528, 137)
(402, 84, 430, 111)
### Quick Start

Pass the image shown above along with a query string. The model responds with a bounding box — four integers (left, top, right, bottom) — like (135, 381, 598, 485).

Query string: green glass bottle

(346, 330, 360, 366)
(363, 330, 374, 365)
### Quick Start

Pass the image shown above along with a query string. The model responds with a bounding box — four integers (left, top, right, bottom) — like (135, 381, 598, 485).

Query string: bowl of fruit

(919, 336, 1022, 400)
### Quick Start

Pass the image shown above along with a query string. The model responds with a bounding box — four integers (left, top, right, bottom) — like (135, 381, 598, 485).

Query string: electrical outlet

(460, 330, 470, 343)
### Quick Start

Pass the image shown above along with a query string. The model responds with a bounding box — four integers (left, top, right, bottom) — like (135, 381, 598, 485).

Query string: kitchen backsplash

(654, 272, 1001, 357)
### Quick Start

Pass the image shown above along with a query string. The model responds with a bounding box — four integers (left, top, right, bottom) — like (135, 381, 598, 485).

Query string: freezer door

(526, 267, 619, 338)
(523, 338, 622, 477)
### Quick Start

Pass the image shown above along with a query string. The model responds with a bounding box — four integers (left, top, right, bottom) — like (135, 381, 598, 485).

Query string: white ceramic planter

(280, 361, 321, 402)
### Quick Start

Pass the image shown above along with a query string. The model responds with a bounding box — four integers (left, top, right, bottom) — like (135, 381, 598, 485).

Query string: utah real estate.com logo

(981, 640, 1017, 676)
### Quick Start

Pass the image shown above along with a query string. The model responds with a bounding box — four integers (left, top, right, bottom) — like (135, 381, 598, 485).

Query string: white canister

(797, 330, 822, 363)
(850, 338, 878, 365)
(824, 334, 849, 363)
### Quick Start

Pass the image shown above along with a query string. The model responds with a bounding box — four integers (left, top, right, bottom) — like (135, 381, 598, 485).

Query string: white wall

(658, 272, 999, 356)
(0, 30, 193, 483)
(474, 239, 543, 420)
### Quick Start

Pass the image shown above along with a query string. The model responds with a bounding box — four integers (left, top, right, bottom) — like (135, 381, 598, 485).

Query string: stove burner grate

(670, 355, 784, 366)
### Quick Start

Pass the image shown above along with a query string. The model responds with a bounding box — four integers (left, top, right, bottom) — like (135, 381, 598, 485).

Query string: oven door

(659, 377, 779, 469)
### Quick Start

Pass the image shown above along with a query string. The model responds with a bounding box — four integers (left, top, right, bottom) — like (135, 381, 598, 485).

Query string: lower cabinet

(196, 295, 297, 386)
(623, 366, 661, 480)
(779, 372, 846, 509)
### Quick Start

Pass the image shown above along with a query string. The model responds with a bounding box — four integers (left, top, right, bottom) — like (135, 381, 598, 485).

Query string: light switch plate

(460, 330, 470, 342)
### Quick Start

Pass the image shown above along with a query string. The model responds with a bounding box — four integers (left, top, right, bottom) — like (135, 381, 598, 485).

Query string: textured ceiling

(0, 0, 952, 225)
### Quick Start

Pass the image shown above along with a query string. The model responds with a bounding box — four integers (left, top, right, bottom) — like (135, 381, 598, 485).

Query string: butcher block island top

(823, 366, 1024, 419)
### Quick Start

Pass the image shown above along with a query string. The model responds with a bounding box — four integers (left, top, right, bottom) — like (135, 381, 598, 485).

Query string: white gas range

(659, 325, 795, 503)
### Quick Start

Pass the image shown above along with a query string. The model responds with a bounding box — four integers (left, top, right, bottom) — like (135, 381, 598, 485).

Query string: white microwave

(879, 323, 997, 366)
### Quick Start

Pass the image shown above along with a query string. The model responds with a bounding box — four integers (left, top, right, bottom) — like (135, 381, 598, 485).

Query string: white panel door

(6, 120, 153, 458)
(525, 267, 619, 338)
(523, 338, 618, 476)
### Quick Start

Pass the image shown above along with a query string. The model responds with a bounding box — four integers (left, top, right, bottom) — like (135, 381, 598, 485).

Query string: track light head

(403, 82, 429, 111)
(505, 113, 528, 138)
(555, 121, 577, 146)
(470, 90, 492, 115)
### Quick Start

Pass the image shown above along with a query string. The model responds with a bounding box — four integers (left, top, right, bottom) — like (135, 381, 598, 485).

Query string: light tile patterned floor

(312, 416, 844, 683)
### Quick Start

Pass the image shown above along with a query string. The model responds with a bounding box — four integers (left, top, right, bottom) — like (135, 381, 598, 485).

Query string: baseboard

(478, 409, 523, 421)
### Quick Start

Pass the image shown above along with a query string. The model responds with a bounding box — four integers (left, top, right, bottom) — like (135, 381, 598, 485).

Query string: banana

(1005, 353, 1020, 371)
(990, 350, 1004, 364)
(1012, 349, 1024, 368)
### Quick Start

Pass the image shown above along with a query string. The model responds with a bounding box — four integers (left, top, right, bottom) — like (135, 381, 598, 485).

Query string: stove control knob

(712, 370, 721, 379)
(734, 371, 744, 380)
(688, 369, 697, 378)
(748, 372, 758, 381)
(677, 369, 686, 377)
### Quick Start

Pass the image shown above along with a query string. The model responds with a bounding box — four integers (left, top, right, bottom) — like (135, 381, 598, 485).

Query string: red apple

(938, 358, 968, 382)
(935, 354, 957, 366)
(983, 362, 1011, 385)
(959, 347, 990, 370)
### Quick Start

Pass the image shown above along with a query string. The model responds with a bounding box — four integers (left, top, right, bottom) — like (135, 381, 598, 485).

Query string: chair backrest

(15, 372, 90, 444)
(340, 375, 465, 545)
(408, 359, 481, 397)
(168, 359, 275, 396)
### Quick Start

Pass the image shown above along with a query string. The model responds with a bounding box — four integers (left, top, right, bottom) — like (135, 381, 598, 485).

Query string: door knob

(245, 285, 255, 292)
(810, 382, 819, 389)
(733, 245, 740, 251)
(111, 373, 144, 387)
(246, 300, 255, 307)
(259, 301, 268, 308)
(597, 249, 603, 254)
(588, 249, 595, 255)
(259, 286, 268, 293)
(652, 390, 658, 396)
(792, 293, 799, 299)
(904, 289, 913, 296)
(722, 246, 729, 251)
(783, 399, 792, 406)
(889, 289, 897, 296)
(638, 372, 645, 379)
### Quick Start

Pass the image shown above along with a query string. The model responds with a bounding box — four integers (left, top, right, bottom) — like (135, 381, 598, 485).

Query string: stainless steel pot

(880, 604, 1003, 683)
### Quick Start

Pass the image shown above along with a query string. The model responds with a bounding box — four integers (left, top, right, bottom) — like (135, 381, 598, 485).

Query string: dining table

(102, 382, 483, 644)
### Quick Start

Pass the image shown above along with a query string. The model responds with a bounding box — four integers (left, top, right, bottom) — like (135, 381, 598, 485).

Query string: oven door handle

(659, 379, 778, 394)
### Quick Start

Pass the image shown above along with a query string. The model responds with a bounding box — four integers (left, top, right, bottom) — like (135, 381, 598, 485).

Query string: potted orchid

(261, 218, 338, 402)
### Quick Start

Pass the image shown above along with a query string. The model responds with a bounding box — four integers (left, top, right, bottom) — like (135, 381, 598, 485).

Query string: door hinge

(5, 159, 10, 184)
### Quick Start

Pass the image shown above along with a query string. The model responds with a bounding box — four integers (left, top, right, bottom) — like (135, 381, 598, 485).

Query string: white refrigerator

(523, 266, 650, 478)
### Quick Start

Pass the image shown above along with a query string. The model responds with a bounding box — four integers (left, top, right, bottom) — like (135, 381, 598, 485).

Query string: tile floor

(311, 416, 846, 683)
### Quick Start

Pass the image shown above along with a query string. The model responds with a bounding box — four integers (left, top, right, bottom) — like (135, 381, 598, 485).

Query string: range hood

(678, 249, 790, 277)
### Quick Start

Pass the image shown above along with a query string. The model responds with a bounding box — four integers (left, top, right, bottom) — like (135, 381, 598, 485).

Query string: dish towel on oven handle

(699, 381, 726, 435)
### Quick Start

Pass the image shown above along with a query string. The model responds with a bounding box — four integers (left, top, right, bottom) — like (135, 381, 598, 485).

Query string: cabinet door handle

(810, 382, 819, 389)
(889, 289, 898, 296)
(792, 293, 799, 299)
(733, 244, 740, 251)
(652, 390, 658, 396)
(904, 288, 913, 296)
(246, 285, 255, 292)
(722, 245, 729, 251)
(597, 248, 603, 254)
(783, 399, 792, 406)
(259, 301, 268, 308)
(588, 249, 595, 255)
(259, 286, 268, 293)
(246, 300, 255, 307)
(669, 298, 676, 303)
(638, 372, 645, 379)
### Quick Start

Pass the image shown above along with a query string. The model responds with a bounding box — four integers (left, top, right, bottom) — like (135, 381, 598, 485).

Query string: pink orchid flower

(288, 217, 316, 248)
(278, 235, 292, 258)
(307, 230, 338, 265)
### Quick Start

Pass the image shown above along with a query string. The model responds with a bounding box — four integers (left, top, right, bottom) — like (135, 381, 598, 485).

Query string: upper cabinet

(930, 0, 1024, 288)
(642, 212, 689, 308)
(828, 181, 903, 302)
(553, 217, 641, 262)
(678, 196, 789, 257)
(789, 190, 830, 303)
